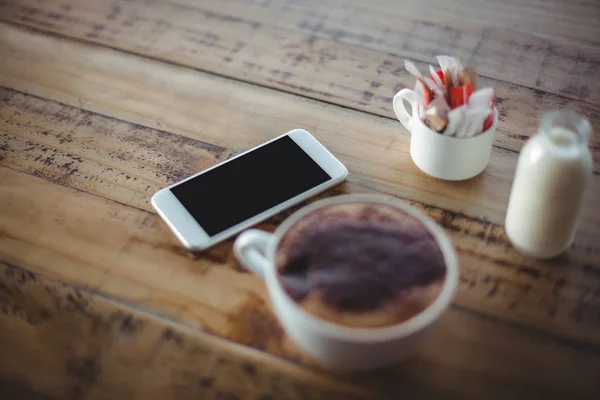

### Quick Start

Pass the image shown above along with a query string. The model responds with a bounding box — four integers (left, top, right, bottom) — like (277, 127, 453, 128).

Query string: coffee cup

(393, 88, 498, 181)
(233, 194, 458, 370)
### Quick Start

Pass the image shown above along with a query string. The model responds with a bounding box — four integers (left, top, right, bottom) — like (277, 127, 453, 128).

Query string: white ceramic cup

(393, 88, 498, 181)
(233, 194, 458, 370)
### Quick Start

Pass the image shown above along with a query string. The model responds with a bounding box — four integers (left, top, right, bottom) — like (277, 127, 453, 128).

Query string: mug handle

(234, 229, 273, 279)
(393, 88, 419, 131)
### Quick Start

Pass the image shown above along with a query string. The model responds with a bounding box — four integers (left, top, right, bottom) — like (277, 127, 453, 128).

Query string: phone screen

(170, 136, 332, 236)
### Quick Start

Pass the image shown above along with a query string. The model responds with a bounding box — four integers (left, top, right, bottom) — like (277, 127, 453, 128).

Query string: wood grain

(0, 23, 598, 345)
(172, 0, 600, 100)
(1, 80, 600, 349)
(1, 23, 598, 221)
(1, 0, 599, 136)
(0, 262, 369, 400)
(342, 0, 600, 44)
(1, 1, 599, 398)
(2, 168, 600, 398)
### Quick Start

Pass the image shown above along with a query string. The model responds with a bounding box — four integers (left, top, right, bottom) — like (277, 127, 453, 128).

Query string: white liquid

(505, 128, 592, 258)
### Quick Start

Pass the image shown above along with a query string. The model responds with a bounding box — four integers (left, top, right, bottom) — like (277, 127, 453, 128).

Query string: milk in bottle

(505, 110, 592, 258)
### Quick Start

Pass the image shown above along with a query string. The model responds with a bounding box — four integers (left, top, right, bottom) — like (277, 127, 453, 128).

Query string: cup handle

(234, 229, 273, 279)
(393, 88, 418, 131)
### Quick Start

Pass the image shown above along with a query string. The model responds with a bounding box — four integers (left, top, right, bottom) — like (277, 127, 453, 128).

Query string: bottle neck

(540, 110, 591, 149)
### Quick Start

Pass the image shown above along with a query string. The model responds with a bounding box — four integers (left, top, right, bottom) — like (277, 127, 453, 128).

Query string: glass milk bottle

(505, 110, 593, 258)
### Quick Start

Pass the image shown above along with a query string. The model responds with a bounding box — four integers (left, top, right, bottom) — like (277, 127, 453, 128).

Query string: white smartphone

(151, 129, 348, 250)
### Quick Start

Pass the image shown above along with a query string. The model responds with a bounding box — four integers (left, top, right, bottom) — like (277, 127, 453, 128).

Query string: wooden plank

(343, 0, 600, 44)
(2, 172, 600, 398)
(1, 0, 599, 146)
(170, 0, 600, 101)
(0, 3, 598, 398)
(0, 262, 369, 400)
(0, 22, 599, 395)
(1, 83, 600, 349)
(0, 24, 598, 343)
(0, 22, 598, 221)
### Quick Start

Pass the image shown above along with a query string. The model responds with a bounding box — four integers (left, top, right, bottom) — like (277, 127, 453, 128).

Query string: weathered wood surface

(0, 262, 369, 400)
(2, 128, 600, 398)
(1, 0, 600, 141)
(3, 258, 600, 400)
(0, 0, 599, 398)
(1, 24, 599, 344)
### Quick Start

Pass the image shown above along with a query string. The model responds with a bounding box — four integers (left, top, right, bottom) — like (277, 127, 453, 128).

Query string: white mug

(393, 88, 498, 181)
(234, 194, 458, 370)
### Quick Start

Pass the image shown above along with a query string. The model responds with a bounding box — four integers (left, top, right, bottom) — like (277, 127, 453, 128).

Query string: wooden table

(1, 0, 599, 398)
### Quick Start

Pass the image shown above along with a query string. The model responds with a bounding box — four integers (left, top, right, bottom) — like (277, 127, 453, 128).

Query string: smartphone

(151, 129, 348, 250)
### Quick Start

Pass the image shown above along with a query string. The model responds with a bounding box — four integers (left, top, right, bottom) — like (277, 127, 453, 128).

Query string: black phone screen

(170, 136, 332, 236)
